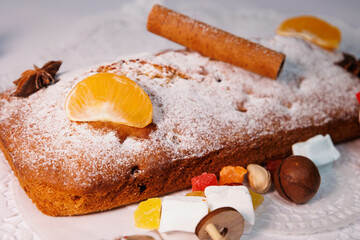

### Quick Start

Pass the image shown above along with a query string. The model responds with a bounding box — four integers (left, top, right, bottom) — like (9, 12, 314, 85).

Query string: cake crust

(0, 36, 359, 216)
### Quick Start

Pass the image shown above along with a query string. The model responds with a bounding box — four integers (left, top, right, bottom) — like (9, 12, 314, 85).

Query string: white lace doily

(0, 159, 35, 240)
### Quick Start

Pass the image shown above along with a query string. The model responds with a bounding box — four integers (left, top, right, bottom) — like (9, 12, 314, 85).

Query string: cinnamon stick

(147, 4, 285, 79)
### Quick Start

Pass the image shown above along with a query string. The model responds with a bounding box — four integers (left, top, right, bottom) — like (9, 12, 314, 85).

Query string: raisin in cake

(0, 36, 359, 216)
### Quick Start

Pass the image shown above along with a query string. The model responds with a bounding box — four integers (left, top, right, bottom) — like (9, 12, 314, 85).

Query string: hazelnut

(246, 164, 271, 194)
(273, 155, 321, 204)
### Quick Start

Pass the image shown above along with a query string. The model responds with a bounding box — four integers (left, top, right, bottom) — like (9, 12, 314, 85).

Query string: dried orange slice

(65, 72, 153, 128)
(277, 15, 341, 49)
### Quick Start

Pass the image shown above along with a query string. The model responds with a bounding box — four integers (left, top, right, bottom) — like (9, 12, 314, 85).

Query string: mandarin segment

(277, 15, 341, 49)
(134, 198, 162, 230)
(65, 72, 153, 128)
(219, 166, 247, 185)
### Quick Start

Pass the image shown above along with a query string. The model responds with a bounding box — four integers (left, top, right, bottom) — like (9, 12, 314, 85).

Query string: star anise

(12, 60, 62, 97)
(335, 53, 360, 78)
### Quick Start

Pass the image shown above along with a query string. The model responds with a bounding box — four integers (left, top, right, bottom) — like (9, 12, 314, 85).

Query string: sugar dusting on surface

(0, 36, 359, 187)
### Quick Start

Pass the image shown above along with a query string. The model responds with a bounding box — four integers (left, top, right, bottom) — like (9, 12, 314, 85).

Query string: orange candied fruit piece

(65, 72, 153, 128)
(219, 166, 247, 185)
(276, 15, 341, 50)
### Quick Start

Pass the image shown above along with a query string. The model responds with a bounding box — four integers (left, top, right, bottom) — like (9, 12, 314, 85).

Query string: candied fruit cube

(356, 91, 360, 104)
(249, 189, 264, 210)
(134, 198, 161, 230)
(191, 173, 217, 191)
(186, 191, 205, 197)
(219, 166, 247, 185)
(205, 185, 255, 234)
(159, 196, 208, 233)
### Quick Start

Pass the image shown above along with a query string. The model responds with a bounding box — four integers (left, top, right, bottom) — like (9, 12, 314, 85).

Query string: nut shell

(273, 155, 321, 204)
(247, 164, 271, 194)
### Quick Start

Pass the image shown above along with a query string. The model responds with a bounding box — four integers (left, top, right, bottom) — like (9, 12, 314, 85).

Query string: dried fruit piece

(292, 134, 340, 167)
(65, 72, 153, 128)
(134, 198, 162, 230)
(204, 185, 255, 234)
(266, 159, 283, 181)
(186, 191, 205, 197)
(277, 16, 341, 49)
(248, 189, 264, 210)
(356, 92, 360, 104)
(159, 196, 208, 233)
(219, 166, 247, 185)
(191, 173, 218, 191)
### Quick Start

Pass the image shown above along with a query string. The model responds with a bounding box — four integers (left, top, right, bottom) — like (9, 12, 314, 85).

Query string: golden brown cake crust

(0, 37, 360, 216)
(0, 116, 359, 216)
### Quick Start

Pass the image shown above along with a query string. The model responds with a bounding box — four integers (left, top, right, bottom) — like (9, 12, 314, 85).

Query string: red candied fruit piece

(356, 91, 360, 104)
(266, 159, 283, 181)
(191, 173, 218, 191)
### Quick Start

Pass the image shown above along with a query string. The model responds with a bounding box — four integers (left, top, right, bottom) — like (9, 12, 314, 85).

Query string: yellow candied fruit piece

(249, 189, 264, 210)
(219, 166, 247, 185)
(134, 198, 162, 230)
(186, 191, 205, 197)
